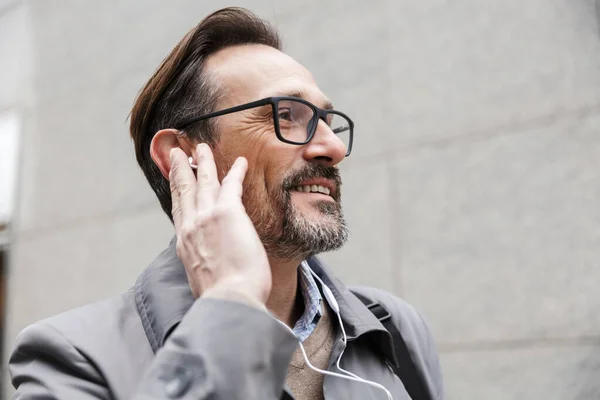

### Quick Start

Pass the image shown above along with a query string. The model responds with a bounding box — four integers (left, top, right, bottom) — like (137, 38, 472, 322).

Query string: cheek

(220, 125, 271, 165)
(212, 129, 265, 180)
(239, 134, 287, 193)
(215, 122, 301, 197)
(263, 146, 300, 189)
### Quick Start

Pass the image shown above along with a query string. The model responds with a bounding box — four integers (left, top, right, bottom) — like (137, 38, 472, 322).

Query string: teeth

(293, 185, 331, 196)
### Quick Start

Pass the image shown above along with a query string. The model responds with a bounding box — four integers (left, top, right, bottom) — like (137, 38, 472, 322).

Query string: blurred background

(2, 0, 600, 398)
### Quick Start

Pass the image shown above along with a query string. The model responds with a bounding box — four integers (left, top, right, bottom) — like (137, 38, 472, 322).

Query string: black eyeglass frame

(175, 96, 354, 156)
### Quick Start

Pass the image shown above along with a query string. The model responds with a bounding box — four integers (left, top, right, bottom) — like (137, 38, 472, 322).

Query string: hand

(169, 143, 272, 305)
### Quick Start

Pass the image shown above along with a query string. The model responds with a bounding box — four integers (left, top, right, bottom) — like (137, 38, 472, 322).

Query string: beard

(245, 163, 349, 260)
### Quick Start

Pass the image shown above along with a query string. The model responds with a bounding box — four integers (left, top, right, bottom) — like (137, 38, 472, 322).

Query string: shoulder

(349, 286, 428, 336)
(9, 305, 111, 398)
(349, 286, 445, 400)
(30, 290, 140, 344)
(10, 290, 153, 398)
(12, 290, 141, 360)
(12, 317, 78, 361)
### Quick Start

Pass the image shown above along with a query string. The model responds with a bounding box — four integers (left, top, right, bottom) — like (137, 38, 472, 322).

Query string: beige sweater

(285, 304, 337, 400)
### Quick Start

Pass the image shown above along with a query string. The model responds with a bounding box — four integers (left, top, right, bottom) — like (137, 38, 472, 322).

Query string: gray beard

(260, 192, 348, 260)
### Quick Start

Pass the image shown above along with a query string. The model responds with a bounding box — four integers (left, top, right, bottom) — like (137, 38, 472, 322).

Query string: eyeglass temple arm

(332, 125, 350, 134)
(177, 97, 273, 130)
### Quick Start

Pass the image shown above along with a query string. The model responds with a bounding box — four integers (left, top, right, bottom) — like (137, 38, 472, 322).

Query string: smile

(292, 185, 331, 196)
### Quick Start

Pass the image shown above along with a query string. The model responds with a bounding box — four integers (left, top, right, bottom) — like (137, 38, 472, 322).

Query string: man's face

(204, 44, 349, 260)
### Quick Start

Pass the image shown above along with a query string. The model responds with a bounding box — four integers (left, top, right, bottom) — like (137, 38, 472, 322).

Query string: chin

(295, 206, 330, 221)
(261, 191, 348, 259)
(294, 202, 339, 222)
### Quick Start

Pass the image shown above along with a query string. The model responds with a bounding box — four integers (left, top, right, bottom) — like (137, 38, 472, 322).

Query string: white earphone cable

(306, 267, 394, 400)
(274, 319, 393, 400)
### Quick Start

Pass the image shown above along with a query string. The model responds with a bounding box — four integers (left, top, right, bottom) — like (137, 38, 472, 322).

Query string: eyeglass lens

(276, 99, 351, 153)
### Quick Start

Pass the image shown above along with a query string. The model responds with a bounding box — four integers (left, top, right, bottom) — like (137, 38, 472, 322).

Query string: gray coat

(9, 238, 445, 400)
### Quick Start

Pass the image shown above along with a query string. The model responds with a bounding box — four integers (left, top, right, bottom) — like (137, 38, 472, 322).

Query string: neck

(266, 256, 305, 328)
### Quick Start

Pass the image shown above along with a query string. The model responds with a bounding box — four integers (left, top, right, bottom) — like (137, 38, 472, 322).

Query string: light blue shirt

(292, 261, 324, 342)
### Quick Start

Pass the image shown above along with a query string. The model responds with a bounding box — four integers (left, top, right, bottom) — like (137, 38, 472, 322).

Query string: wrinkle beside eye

(239, 108, 272, 125)
(237, 115, 274, 140)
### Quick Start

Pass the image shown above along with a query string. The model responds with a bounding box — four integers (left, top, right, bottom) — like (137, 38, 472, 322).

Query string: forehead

(205, 44, 329, 107)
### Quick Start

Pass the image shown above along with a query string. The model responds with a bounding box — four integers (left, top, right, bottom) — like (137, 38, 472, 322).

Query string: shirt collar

(291, 261, 323, 341)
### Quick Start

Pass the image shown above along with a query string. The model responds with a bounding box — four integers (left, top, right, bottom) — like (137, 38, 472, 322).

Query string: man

(9, 7, 444, 400)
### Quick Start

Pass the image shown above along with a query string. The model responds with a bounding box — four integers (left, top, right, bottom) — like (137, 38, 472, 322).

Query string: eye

(278, 108, 293, 122)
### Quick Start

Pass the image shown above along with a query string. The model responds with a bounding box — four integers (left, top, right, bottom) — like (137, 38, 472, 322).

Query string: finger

(195, 143, 220, 210)
(169, 148, 197, 227)
(170, 176, 182, 227)
(217, 157, 248, 204)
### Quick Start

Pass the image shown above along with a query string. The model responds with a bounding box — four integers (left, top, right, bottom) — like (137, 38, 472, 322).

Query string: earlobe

(150, 129, 190, 180)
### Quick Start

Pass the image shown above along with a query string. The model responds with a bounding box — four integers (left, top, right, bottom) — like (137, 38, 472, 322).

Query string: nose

(302, 119, 347, 166)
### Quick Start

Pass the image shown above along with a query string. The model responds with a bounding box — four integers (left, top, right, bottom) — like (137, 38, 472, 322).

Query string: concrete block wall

(2, 1, 600, 398)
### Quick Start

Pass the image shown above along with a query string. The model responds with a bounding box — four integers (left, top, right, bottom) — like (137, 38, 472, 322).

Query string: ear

(150, 129, 194, 180)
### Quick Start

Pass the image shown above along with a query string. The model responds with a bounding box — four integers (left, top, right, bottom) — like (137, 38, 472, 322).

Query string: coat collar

(134, 237, 398, 366)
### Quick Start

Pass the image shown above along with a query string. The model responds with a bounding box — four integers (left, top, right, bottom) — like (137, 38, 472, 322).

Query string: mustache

(282, 164, 342, 195)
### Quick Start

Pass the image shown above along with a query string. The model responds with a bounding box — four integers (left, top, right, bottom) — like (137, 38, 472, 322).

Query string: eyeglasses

(175, 96, 354, 157)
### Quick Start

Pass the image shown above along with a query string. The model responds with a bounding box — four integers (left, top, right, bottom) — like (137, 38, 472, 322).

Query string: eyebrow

(272, 90, 334, 111)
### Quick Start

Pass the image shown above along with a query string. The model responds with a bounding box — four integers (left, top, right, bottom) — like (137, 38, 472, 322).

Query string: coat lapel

(133, 237, 194, 353)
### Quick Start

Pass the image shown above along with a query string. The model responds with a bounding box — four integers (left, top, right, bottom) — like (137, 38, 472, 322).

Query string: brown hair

(129, 7, 281, 221)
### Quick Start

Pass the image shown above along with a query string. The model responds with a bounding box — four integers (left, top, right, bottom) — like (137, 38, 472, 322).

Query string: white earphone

(273, 263, 394, 400)
(188, 157, 198, 170)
